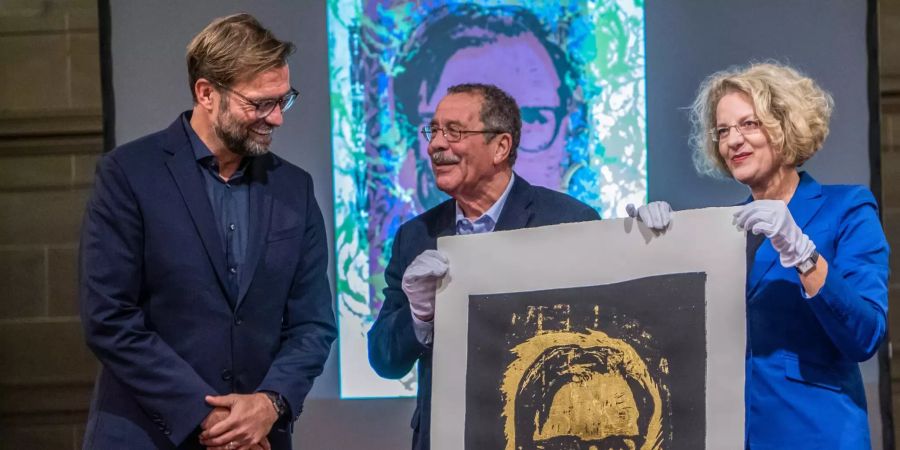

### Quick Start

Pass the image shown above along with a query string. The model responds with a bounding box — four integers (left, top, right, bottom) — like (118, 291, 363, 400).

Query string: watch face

(265, 392, 285, 415)
(796, 251, 818, 275)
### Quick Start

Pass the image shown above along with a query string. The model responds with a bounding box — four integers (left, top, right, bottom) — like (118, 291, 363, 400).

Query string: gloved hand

(733, 200, 816, 268)
(401, 250, 449, 321)
(626, 201, 673, 230)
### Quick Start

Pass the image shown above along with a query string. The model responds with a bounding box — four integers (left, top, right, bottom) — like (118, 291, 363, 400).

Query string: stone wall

(882, 0, 900, 446)
(0, 0, 102, 448)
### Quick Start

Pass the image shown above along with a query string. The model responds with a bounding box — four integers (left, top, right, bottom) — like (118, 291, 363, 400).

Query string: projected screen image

(328, 0, 647, 398)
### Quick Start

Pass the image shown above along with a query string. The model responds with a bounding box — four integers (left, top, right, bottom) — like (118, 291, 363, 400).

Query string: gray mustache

(430, 151, 460, 165)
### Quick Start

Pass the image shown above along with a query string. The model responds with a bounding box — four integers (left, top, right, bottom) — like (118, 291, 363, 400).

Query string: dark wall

(107, 1, 876, 449)
(646, 0, 871, 208)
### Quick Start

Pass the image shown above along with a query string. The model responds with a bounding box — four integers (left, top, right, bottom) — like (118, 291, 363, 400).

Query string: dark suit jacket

(79, 114, 336, 449)
(744, 172, 889, 449)
(367, 175, 599, 450)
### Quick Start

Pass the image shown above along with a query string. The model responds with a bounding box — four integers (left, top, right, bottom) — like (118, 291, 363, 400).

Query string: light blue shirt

(413, 174, 516, 345)
(454, 173, 516, 235)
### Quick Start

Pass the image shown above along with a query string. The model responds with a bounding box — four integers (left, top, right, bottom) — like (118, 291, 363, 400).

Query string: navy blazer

(367, 176, 599, 450)
(745, 172, 889, 449)
(79, 115, 336, 449)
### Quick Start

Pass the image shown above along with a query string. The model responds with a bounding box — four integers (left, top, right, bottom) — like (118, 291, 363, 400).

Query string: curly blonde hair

(689, 62, 834, 178)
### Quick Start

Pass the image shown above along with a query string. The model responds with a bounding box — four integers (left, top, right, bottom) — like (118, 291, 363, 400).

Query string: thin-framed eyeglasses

(418, 107, 562, 151)
(214, 82, 299, 118)
(421, 126, 506, 143)
(710, 119, 762, 143)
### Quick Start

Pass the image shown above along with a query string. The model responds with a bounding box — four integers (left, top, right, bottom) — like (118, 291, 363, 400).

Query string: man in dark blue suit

(367, 84, 600, 450)
(79, 14, 335, 450)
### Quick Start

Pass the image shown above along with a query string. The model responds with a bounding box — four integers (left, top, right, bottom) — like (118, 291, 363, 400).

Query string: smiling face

(715, 91, 788, 190)
(412, 33, 566, 193)
(213, 65, 290, 156)
(428, 92, 508, 199)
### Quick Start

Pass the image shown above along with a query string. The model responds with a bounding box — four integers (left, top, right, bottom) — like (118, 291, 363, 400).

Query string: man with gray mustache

(367, 83, 599, 450)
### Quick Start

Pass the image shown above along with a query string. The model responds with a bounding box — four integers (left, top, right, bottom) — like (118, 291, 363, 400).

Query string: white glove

(733, 200, 816, 268)
(626, 201, 673, 230)
(402, 250, 449, 321)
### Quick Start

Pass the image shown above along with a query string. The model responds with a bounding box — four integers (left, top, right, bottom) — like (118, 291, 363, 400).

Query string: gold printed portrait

(463, 274, 706, 449)
(501, 325, 664, 450)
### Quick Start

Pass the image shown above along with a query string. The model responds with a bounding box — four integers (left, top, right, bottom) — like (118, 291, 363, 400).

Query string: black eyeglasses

(421, 126, 506, 143)
(214, 82, 299, 118)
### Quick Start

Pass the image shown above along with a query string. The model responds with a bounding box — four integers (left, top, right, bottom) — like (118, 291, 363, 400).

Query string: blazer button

(221, 369, 233, 381)
(235, 317, 243, 326)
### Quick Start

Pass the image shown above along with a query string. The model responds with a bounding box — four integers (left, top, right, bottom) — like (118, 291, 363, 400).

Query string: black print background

(463, 273, 707, 449)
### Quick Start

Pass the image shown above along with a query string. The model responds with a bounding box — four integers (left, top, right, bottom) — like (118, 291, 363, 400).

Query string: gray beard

(214, 121, 270, 157)
(215, 99, 271, 157)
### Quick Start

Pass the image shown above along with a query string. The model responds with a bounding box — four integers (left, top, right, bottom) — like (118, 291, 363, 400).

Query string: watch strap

(262, 391, 287, 417)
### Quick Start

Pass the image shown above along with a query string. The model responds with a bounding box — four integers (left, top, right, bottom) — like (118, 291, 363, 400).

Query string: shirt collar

(182, 112, 251, 180)
(455, 173, 516, 232)
(182, 112, 215, 163)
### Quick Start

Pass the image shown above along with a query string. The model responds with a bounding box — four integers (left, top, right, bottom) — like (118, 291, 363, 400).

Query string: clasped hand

(199, 393, 277, 450)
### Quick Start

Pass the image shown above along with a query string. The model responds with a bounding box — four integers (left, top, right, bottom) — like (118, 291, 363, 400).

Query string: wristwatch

(262, 391, 287, 417)
(795, 250, 819, 275)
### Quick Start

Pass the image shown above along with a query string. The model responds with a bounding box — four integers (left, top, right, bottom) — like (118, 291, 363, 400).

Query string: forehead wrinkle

(440, 119, 465, 128)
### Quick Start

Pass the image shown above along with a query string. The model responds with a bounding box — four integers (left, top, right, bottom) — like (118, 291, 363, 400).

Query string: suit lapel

(163, 118, 232, 305)
(747, 172, 825, 296)
(430, 199, 458, 240)
(235, 157, 274, 310)
(494, 174, 534, 232)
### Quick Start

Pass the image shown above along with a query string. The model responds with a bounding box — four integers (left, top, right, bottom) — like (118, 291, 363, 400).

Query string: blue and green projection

(328, 0, 647, 398)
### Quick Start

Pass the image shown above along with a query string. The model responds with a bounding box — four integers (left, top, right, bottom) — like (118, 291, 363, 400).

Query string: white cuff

(411, 313, 434, 346)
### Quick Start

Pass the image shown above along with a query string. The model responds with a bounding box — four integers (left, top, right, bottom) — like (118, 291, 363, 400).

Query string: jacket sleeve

(80, 154, 217, 446)
(577, 204, 601, 222)
(806, 187, 890, 361)
(367, 224, 430, 379)
(257, 174, 337, 420)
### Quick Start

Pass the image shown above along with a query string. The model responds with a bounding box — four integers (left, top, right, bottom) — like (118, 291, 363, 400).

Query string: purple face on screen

(397, 32, 569, 212)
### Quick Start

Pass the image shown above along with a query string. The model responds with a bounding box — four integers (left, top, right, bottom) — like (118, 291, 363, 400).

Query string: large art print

(432, 208, 747, 449)
(328, 0, 647, 398)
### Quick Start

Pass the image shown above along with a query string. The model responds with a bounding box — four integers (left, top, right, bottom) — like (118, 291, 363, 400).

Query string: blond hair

(186, 13, 295, 101)
(689, 62, 834, 178)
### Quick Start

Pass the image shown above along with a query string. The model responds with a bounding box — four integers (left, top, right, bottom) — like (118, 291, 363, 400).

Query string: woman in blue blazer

(688, 62, 890, 449)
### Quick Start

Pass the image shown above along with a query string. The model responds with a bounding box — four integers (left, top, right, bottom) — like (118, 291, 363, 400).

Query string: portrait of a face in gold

(463, 274, 706, 449)
(500, 331, 663, 450)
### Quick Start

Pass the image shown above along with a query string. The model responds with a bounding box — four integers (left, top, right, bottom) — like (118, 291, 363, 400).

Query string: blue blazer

(745, 172, 889, 449)
(79, 115, 336, 449)
(367, 176, 599, 450)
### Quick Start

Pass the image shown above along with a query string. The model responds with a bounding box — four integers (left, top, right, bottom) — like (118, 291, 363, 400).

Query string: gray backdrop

(107, 1, 878, 449)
